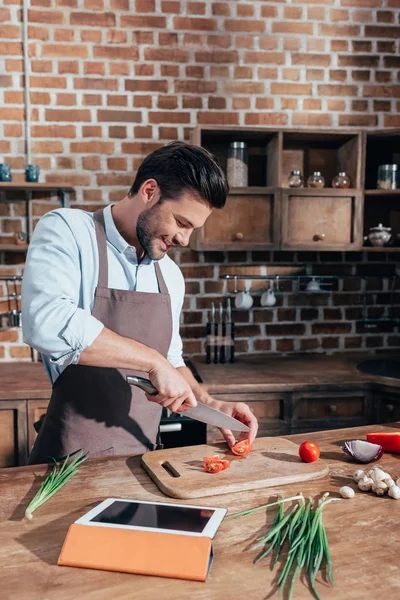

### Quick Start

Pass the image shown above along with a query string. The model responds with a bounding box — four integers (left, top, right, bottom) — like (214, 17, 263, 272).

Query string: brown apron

(28, 208, 173, 465)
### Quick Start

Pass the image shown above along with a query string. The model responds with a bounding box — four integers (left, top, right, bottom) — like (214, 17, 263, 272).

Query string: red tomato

(203, 455, 222, 464)
(231, 439, 252, 457)
(299, 441, 320, 463)
(204, 461, 224, 473)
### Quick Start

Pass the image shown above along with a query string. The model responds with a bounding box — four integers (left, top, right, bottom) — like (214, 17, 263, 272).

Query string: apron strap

(154, 262, 168, 295)
(93, 209, 109, 289)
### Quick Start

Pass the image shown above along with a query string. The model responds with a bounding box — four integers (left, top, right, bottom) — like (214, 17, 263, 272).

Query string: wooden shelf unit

(189, 125, 400, 252)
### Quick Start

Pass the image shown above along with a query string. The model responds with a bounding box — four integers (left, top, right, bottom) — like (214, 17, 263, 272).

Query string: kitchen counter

(1, 422, 399, 599)
(1, 353, 400, 402)
(191, 353, 400, 393)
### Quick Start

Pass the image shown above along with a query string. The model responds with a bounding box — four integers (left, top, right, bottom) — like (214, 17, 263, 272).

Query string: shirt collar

(103, 204, 153, 265)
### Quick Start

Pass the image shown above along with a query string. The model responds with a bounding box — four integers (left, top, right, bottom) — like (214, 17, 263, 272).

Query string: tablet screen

(90, 500, 216, 533)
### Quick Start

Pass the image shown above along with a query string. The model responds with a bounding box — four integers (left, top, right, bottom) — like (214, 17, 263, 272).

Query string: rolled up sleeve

(22, 211, 104, 367)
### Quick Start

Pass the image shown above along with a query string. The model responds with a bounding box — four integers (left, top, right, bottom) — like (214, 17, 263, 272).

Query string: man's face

(136, 191, 212, 260)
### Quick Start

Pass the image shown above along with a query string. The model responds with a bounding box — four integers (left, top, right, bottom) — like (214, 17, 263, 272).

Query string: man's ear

(140, 179, 160, 206)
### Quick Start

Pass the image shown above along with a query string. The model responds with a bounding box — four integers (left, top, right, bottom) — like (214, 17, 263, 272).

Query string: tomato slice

(204, 461, 224, 473)
(366, 432, 400, 453)
(203, 455, 222, 464)
(231, 439, 252, 457)
(219, 459, 230, 470)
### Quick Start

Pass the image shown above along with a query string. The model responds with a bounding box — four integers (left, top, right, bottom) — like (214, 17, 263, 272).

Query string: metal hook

(276, 275, 280, 291)
(234, 275, 237, 294)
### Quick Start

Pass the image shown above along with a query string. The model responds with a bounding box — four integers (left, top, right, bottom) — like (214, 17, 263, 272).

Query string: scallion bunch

(25, 450, 89, 520)
(227, 493, 338, 600)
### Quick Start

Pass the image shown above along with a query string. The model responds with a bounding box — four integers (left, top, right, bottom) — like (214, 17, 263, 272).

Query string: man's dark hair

(128, 141, 228, 209)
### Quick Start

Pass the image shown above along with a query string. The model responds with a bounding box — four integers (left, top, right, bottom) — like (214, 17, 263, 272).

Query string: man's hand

(209, 399, 258, 449)
(147, 360, 197, 412)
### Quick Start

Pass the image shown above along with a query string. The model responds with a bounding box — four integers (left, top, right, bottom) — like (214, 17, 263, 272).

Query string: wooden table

(1, 423, 400, 600)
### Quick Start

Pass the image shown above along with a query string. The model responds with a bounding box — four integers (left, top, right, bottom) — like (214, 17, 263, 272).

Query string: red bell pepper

(366, 432, 400, 453)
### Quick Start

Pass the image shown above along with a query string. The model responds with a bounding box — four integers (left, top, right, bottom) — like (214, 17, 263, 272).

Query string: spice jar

(332, 172, 351, 189)
(227, 141, 248, 187)
(366, 223, 392, 247)
(0, 163, 12, 182)
(288, 170, 304, 188)
(307, 171, 325, 189)
(377, 165, 398, 190)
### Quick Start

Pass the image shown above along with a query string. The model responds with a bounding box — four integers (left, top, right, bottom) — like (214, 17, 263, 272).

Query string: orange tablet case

(58, 523, 214, 582)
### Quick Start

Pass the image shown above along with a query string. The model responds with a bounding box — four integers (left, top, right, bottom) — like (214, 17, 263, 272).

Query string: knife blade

(126, 375, 251, 432)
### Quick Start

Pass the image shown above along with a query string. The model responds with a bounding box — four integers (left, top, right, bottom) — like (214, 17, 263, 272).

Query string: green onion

(227, 493, 339, 600)
(25, 450, 89, 520)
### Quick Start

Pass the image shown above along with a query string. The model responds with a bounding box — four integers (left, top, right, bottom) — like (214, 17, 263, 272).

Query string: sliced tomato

(203, 455, 222, 464)
(231, 439, 252, 457)
(366, 432, 400, 453)
(204, 461, 224, 473)
(219, 459, 230, 470)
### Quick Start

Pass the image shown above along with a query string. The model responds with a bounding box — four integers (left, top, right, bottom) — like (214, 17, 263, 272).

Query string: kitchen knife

(126, 375, 251, 432)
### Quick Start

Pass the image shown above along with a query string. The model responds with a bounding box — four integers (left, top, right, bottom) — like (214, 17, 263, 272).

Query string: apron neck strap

(93, 209, 108, 289)
(154, 261, 168, 294)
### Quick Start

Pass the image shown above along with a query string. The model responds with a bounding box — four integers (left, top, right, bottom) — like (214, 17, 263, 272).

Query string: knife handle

(126, 375, 158, 396)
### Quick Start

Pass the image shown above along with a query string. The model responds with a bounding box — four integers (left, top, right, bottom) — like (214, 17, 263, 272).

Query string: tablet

(75, 498, 227, 538)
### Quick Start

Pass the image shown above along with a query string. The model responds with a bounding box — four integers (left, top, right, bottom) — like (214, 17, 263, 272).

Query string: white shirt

(21, 205, 186, 384)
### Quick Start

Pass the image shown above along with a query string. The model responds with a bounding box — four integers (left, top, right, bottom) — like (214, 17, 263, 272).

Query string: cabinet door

(376, 390, 400, 424)
(0, 400, 27, 467)
(281, 189, 362, 250)
(206, 393, 290, 444)
(291, 389, 372, 433)
(27, 399, 49, 454)
(191, 189, 280, 251)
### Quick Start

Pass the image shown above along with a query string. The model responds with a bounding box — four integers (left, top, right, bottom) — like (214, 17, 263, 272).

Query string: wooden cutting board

(141, 437, 329, 499)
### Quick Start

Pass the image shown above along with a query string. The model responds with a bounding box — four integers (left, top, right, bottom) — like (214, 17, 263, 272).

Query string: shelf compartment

(364, 130, 400, 190)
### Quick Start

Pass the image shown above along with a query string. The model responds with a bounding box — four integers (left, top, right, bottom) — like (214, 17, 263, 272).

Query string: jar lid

(290, 170, 302, 175)
(370, 223, 392, 232)
(229, 141, 247, 148)
(312, 171, 322, 176)
(379, 164, 398, 170)
(338, 172, 347, 176)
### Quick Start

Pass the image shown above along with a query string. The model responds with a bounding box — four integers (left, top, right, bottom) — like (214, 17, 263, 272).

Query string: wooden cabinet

(0, 400, 27, 467)
(375, 389, 400, 424)
(206, 392, 290, 444)
(191, 188, 280, 251)
(27, 399, 50, 453)
(291, 389, 372, 433)
(281, 188, 363, 250)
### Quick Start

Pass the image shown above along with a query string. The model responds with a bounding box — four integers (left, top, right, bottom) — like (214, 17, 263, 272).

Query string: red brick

(57, 157, 76, 170)
(196, 111, 241, 125)
(363, 85, 400, 97)
(125, 79, 168, 93)
(4, 90, 23, 103)
(384, 56, 400, 68)
(174, 80, 217, 93)
(0, 24, 20, 38)
(97, 110, 142, 122)
(133, 96, 152, 108)
(70, 11, 115, 27)
(283, 38, 302, 51)
(109, 126, 127, 138)
(74, 78, 118, 91)
(31, 91, 51, 105)
(159, 32, 178, 45)
(54, 29, 75, 42)
(32, 141, 64, 153)
(307, 39, 326, 52)
(149, 111, 191, 124)
(9, 346, 31, 359)
(378, 41, 396, 53)
(30, 76, 66, 88)
(4, 124, 22, 136)
(32, 124, 76, 137)
(351, 71, 370, 82)
(161, 65, 179, 77)
(84, 0, 104, 8)
(244, 52, 285, 65)
(207, 34, 231, 48)
(245, 113, 288, 125)
(303, 98, 321, 110)
(84, 62, 105, 76)
(93, 46, 138, 60)
(28, 9, 64, 24)
(352, 100, 369, 111)
(331, 40, 348, 52)
(0, 41, 23, 55)
(384, 114, 400, 126)
(342, 0, 385, 5)
(121, 142, 162, 155)
(331, 9, 349, 21)
(46, 173, 91, 185)
(365, 26, 400, 37)
(182, 96, 203, 109)
(271, 82, 312, 95)
(96, 174, 132, 186)
(107, 95, 128, 107)
(135, 64, 154, 77)
(292, 53, 331, 66)
(58, 61, 79, 74)
(259, 36, 278, 50)
(208, 97, 226, 109)
(224, 81, 265, 94)
(338, 55, 379, 67)
(256, 98, 274, 109)
(195, 50, 238, 63)
(306, 68, 325, 81)
(293, 113, 332, 126)
(266, 324, 306, 336)
(45, 109, 91, 122)
(82, 94, 102, 106)
(224, 19, 265, 33)
(157, 95, 178, 109)
(236, 35, 255, 49)
(161, 1, 181, 13)
(81, 29, 102, 42)
(107, 29, 128, 44)
(284, 6, 303, 18)
(159, 126, 178, 139)
(144, 48, 189, 62)
(273, 22, 314, 34)
(173, 17, 217, 31)
(319, 24, 360, 36)
(330, 70, 348, 82)
(121, 15, 166, 28)
(312, 322, 351, 335)
(31, 60, 52, 72)
(352, 41, 372, 53)
(377, 10, 395, 23)
(136, 0, 155, 10)
(0, 107, 24, 120)
(185, 66, 204, 78)
(82, 156, 101, 170)
(318, 84, 358, 96)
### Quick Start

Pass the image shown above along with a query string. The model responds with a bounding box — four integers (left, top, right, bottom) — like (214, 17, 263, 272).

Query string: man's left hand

(210, 398, 258, 448)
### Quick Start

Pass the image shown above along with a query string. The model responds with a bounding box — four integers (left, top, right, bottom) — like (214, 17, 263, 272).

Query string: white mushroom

(353, 469, 365, 482)
(388, 485, 400, 500)
(358, 476, 374, 491)
(396, 478, 400, 488)
(368, 467, 386, 482)
(384, 477, 395, 488)
(339, 486, 355, 499)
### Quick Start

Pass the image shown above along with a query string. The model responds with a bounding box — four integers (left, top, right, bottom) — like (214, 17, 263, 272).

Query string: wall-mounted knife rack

(0, 275, 23, 328)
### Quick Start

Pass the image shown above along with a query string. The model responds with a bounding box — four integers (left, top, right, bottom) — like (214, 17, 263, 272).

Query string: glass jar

(0, 163, 12, 182)
(288, 170, 304, 188)
(227, 141, 248, 187)
(377, 164, 398, 190)
(332, 171, 351, 189)
(307, 171, 325, 188)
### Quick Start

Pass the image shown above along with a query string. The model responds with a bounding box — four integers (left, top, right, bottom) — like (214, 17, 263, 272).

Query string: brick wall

(0, 0, 400, 361)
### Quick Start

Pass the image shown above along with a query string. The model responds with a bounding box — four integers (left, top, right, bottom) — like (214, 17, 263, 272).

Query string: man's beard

(136, 204, 164, 261)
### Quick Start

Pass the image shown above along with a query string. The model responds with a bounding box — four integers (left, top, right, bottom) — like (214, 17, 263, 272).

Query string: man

(22, 142, 258, 464)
